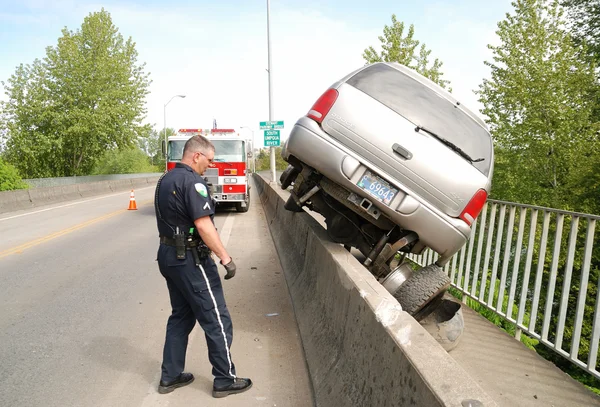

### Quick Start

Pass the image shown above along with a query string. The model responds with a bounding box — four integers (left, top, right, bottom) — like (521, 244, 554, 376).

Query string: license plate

(357, 170, 398, 206)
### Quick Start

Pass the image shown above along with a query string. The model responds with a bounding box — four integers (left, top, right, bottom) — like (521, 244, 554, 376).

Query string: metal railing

(407, 199, 600, 380)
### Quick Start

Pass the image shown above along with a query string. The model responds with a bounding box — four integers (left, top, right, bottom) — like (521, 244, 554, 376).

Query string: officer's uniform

(155, 162, 236, 387)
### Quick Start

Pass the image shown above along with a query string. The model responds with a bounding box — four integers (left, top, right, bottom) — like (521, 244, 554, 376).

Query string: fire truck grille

(204, 168, 219, 186)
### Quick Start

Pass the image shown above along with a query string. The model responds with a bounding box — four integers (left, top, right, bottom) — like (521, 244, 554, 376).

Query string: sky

(0, 0, 513, 148)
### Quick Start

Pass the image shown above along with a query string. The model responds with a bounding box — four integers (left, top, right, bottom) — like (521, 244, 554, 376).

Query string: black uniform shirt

(155, 162, 214, 237)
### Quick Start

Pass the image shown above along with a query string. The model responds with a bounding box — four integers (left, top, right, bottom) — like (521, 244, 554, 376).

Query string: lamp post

(163, 94, 186, 166)
(266, 0, 276, 183)
(240, 126, 256, 173)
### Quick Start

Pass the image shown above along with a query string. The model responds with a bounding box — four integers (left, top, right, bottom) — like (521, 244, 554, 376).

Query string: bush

(255, 147, 288, 171)
(93, 147, 159, 175)
(0, 159, 29, 191)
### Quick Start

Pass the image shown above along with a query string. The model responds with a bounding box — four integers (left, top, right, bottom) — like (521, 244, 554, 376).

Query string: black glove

(221, 258, 237, 280)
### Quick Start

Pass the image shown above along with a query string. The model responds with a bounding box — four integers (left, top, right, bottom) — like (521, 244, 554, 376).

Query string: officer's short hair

(183, 135, 214, 157)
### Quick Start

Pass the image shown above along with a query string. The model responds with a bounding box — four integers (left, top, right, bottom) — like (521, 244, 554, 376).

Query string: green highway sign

(259, 120, 284, 130)
(264, 129, 280, 147)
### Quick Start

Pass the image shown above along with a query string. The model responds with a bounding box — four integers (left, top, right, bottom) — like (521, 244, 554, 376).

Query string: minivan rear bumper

(282, 117, 471, 265)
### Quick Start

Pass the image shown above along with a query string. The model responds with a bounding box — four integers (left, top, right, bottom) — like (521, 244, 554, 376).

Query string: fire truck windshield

(212, 140, 244, 162)
(168, 139, 244, 162)
(168, 140, 186, 161)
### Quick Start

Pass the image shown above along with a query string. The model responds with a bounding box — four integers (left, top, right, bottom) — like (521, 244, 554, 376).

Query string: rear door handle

(392, 143, 412, 160)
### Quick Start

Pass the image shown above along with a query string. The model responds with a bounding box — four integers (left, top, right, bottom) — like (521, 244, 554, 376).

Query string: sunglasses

(198, 151, 214, 164)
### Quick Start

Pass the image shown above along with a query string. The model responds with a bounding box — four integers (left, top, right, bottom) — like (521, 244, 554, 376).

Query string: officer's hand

(221, 258, 237, 280)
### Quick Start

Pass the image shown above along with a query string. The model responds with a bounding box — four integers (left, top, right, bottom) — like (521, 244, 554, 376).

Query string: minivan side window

(346, 63, 492, 176)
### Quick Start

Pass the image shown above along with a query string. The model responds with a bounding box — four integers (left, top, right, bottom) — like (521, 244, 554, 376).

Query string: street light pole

(266, 0, 276, 183)
(163, 94, 186, 169)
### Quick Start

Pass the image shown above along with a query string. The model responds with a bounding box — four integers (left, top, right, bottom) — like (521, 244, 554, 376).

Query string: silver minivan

(280, 62, 494, 320)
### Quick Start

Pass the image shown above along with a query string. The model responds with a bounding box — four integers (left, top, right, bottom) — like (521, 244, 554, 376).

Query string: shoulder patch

(194, 183, 208, 197)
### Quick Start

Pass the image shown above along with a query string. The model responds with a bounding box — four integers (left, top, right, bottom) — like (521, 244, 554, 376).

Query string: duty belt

(160, 236, 200, 248)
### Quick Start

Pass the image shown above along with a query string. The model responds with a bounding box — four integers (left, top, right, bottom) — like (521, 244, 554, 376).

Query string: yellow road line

(0, 199, 152, 259)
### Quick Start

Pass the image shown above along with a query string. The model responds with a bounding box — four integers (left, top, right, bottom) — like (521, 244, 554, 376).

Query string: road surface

(0, 180, 313, 407)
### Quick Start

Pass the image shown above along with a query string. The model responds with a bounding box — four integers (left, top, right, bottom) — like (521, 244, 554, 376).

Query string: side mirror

(247, 152, 253, 159)
(161, 140, 166, 156)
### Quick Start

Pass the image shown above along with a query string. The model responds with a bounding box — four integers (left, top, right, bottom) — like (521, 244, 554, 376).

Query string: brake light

(460, 189, 488, 226)
(307, 88, 339, 124)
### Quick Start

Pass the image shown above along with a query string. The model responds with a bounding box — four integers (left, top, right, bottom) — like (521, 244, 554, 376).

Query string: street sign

(259, 120, 284, 130)
(264, 129, 280, 146)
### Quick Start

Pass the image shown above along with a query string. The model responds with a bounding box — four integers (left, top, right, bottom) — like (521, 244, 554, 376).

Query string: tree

(93, 147, 158, 175)
(476, 0, 599, 209)
(256, 147, 287, 171)
(363, 14, 451, 90)
(138, 127, 174, 168)
(0, 8, 151, 178)
(561, 0, 600, 63)
(561, 0, 600, 125)
(0, 158, 28, 191)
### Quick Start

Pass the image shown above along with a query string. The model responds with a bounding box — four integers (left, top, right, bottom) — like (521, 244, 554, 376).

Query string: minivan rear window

(346, 63, 492, 175)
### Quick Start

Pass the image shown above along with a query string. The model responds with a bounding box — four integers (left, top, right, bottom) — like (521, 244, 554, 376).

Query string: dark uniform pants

(157, 243, 236, 386)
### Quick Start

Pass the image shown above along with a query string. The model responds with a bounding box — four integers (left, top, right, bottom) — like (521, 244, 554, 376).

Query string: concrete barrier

(0, 189, 31, 213)
(0, 176, 160, 215)
(253, 173, 496, 407)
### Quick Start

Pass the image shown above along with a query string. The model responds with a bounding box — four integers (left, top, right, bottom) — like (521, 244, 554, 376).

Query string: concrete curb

(0, 176, 160, 215)
(253, 173, 497, 407)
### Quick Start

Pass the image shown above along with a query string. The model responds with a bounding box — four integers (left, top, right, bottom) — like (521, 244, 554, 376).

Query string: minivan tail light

(307, 88, 339, 124)
(460, 189, 488, 226)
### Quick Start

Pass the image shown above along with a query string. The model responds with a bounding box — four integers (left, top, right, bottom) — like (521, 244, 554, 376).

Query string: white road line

(219, 212, 234, 248)
(0, 186, 155, 222)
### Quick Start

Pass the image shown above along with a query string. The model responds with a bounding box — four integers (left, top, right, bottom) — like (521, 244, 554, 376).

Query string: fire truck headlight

(224, 178, 237, 183)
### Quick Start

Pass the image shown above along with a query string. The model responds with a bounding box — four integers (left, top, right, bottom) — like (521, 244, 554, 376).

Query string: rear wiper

(415, 126, 484, 163)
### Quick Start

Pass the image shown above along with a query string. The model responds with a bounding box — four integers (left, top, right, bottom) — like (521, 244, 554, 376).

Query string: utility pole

(266, 0, 276, 183)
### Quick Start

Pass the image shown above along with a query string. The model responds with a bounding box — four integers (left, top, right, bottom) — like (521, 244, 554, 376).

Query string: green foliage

(255, 147, 288, 171)
(93, 147, 158, 175)
(561, 0, 600, 64)
(0, 158, 28, 191)
(138, 127, 174, 169)
(363, 14, 451, 90)
(0, 8, 151, 178)
(477, 0, 599, 211)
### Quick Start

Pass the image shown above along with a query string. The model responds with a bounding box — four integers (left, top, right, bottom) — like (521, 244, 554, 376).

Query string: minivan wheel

(280, 165, 299, 190)
(392, 264, 450, 322)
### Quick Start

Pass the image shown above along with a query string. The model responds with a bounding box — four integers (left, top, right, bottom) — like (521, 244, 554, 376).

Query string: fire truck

(164, 128, 253, 213)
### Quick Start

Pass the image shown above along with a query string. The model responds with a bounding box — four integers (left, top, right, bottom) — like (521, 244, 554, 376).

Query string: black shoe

(212, 378, 253, 398)
(158, 372, 195, 394)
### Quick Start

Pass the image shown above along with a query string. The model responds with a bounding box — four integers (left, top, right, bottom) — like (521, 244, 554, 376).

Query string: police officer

(154, 134, 252, 398)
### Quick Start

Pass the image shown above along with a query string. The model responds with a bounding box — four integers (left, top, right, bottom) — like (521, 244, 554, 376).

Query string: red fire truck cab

(165, 128, 253, 213)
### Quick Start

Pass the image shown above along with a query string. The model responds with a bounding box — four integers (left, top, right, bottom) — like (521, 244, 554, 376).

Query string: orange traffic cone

(128, 189, 137, 210)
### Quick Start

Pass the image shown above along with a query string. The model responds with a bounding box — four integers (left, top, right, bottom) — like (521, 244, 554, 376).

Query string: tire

(235, 194, 250, 213)
(280, 165, 299, 190)
(392, 264, 450, 321)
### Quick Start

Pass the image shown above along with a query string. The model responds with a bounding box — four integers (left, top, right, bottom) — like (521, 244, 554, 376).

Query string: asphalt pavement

(0, 181, 313, 407)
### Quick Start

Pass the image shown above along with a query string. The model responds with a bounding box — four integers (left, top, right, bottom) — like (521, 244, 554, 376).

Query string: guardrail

(408, 199, 600, 380)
